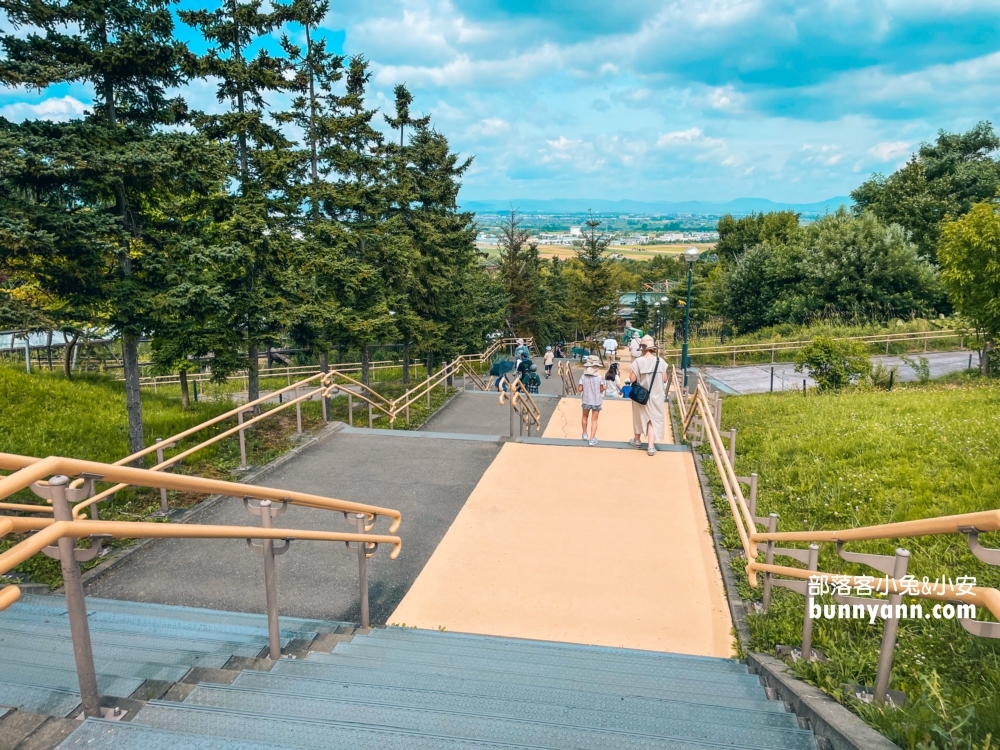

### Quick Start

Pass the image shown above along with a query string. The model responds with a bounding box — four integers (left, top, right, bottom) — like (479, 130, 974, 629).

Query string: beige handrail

(679, 375, 1000, 627)
(498, 377, 541, 432)
(0, 453, 402, 533)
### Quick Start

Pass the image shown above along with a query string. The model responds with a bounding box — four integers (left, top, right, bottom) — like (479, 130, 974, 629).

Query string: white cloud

(0, 96, 88, 122)
(469, 117, 510, 137)
(656, 127, 725, 151)
(867, 140, 911, 161)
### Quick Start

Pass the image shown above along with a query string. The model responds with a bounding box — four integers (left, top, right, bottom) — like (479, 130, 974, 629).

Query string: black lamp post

(653, 302, 661, 342)
(681, 246, 700, 386)
(659, 296, 668, 345)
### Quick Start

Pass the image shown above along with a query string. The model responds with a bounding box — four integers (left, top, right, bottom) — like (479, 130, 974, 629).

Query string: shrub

(795, 336, 871, 391)
(902, 355, 931, 384)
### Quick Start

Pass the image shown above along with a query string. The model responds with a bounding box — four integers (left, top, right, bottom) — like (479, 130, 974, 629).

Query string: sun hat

(583, 354, 602, 374)
(631, 332, 640, 339)
(545, 345, 552, 351)
(640, 334, 657, 350)
(516, 338, 524, 345)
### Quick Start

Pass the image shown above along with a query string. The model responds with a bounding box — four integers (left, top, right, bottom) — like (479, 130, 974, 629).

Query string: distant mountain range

(460, 197, 853, 216)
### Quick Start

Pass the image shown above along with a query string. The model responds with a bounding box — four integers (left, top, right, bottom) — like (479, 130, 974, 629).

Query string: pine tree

(572, 212, 618, 338)
(1, 0, 194, 454)
(496, 209, 542, 336)
(181, 0, 293, 406)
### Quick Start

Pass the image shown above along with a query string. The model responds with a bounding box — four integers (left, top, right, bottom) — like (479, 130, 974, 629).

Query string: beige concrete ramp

(541, 397, 674, 443)
(389, 433, 734, 657)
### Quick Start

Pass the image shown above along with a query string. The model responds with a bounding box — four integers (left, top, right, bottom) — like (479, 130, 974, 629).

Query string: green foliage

(795, 336, 871, 390)
(902, 355, 931, 384)
(709, 382, 1000, 748)
(938, 199, 1000, 375)
(723, 209, 943, 333)
(570, 213, 619, 337)
(852, 122, 1000, 262)
(716, 210, 800, 263)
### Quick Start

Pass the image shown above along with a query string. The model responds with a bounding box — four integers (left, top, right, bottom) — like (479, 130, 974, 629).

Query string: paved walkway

(703, 349, 978, 394)
(388, 439, 733, 656)
(86, 430, 501, 624)
(419, 390, 559, 436)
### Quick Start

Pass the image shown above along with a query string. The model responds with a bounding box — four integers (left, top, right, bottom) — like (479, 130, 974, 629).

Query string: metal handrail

(662, 329, 963, 360)
(0, 453, 402, 533)
(682, 375, 1000, 703)
(0, 458, 401, 718)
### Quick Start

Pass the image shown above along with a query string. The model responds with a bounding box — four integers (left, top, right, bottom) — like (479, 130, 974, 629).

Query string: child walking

(578, 355, 605, 446)
(604, 362, 622, 398)
(543, 346, 554, 378)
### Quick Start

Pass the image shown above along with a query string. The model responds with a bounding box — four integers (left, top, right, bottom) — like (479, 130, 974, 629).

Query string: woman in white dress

(629, 335, 668, 455)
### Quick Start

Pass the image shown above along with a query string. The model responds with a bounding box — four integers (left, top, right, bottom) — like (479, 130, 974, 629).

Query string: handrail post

(355, 513, 370, 628)
(348, 392, 354, 426)
(508, 378, 516, 438)
(802, 543, 819, 660)
(155, 438, 169, 515)
(295, 386, 302, 434)
(368, 400, 373, 429)
(727, 428, 737, 465)
(321, 389, 328, 423)
(237, 409, 248, 470)
(50, 476, 102, 718)
(874, 549, 910, 705)
(763, 513, 777, 610)
(258, 500, 282, 660)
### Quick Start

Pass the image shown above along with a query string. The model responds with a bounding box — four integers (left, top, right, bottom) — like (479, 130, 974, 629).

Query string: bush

(795, 336, 871, 391)
(902, 355, 931, 384)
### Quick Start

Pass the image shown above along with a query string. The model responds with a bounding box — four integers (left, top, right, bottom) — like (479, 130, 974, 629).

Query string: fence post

(258, 500, 282, 660)
(355, 513, 370, 628)
(874, 549, 910, 705)
(348, 392, 354, 426)
(49, 476, 102, 718)
(155, 439, 169, 515)
(726, 428, 736, 465)
(368, 401, 373, 429)
(321, 390, 328, 423)
(801, 544, 820, 660)
(770, 367, 774, 392)
(238, 409, 248, 469)
(295, 386, 302, 434)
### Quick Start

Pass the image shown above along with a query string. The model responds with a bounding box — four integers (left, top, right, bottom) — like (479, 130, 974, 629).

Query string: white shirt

(603, 338, 617, 352)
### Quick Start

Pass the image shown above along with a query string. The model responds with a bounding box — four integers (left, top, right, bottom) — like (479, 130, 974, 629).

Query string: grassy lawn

(0, 365, 460, 588)
(703, 377, 1000, 748)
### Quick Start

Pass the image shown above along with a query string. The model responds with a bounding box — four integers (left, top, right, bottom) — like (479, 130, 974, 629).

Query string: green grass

(699, 377, 1000, 748)
(0, 365, 461, 589)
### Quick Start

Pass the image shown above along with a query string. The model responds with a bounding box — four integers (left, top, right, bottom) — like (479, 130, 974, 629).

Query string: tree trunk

(46, 331, 53, 370)
(247, 342, 260, 412)
(122, 333, 145, 459)
(361, 346, 370, 386)
(983, 339, 994, 376)
(179, 369, 190, 409)
(402, 342, 410, 384)
(319, 351, 329, 373)
(63, 333, 79, 379)
(426, 352, 433, 378)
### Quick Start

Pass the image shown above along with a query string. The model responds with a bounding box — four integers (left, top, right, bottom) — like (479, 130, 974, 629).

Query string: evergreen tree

(181, 0, 293, 406)
(1, 0, 195, 454)
(496, 209, 541, 336)
(571, 212, 618, 338)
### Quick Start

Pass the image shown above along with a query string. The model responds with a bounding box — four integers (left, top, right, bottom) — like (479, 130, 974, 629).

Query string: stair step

(0, 629, 230, 669)
(58, 717, 292, 750)
(372, 626, 738, 665)
(300, 652, 762, 695)
(0, 645, 189, 681)
(5, 602, 316, 641)
(0, 608, 291, 647)
(135, 701, 771, 750)
(185, 683, 815, 750)
(0, 680, 82, 717)
(271, 661, 781, 711)
(0, 619, 268, 656)
(21, 594, 346, 635)
(232, 671, 801, 730)
(334, 639, 752, 680)
(0, 659, 143, 698)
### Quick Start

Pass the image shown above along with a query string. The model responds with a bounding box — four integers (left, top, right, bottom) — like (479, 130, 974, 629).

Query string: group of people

(577, 332, 667, 455)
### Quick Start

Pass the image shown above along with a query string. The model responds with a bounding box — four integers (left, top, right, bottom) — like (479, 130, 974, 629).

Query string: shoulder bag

(628, 356, 659, 406)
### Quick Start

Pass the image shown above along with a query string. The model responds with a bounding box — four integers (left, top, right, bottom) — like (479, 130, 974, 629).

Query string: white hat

(516, 338, 524, 345)
(583, 355, 601, 374)
(545, 345, 552, 350)
(640, 334, 657, 350)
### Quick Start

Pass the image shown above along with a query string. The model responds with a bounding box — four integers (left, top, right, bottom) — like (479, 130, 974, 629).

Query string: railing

(664, 329, 964, 367)
(677, 370, 1000, 705)
(0, 454, 401, 719)
(498, 376, 542, 438)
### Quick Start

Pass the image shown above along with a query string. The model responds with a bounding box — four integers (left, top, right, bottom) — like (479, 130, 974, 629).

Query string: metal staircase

(0, 596, 818, 749)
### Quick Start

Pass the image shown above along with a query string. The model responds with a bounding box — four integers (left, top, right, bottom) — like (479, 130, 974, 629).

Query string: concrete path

(419, 390, 559, 436)
(703, 350, 979, 395)
(86, 430, 501, 624)
(542, 397, 674, 444)
(388, 439, 734, 656)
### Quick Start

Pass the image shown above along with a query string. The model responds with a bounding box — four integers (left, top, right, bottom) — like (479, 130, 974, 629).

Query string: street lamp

(681, 247, 700, 386)
(653, 302, 661, 341)
(659, 296, 668, 345)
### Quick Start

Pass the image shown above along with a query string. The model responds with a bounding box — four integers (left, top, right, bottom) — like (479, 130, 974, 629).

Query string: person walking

(513, 338, 530, 361)
(543, 346, 555, 378)
(629, 334, 667, 456)
(603, 335, 618, 362)
(628, 332, 642, 361)
(604, 362, 622, 398)
(578, 355, 605, 446)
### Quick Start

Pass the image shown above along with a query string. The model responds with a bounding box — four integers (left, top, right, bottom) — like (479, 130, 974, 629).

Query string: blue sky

(3, 0, 1000, 203)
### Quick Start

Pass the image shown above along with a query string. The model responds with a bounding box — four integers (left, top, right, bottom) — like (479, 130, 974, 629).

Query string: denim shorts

(582, 403, 602, 412)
